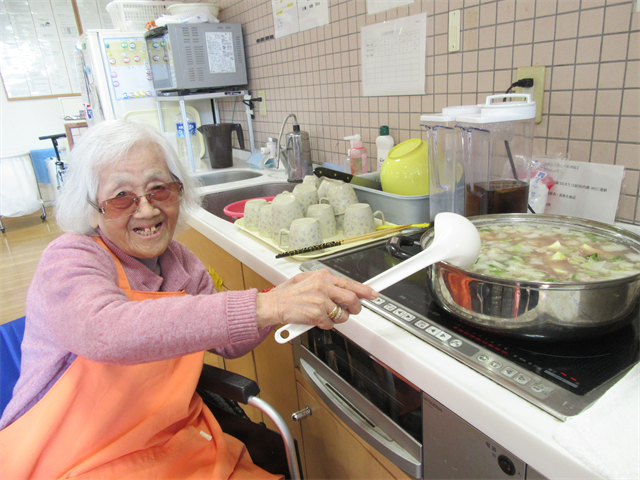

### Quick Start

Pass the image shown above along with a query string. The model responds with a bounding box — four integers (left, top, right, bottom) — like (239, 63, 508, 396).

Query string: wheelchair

(0, 317, 302, 480)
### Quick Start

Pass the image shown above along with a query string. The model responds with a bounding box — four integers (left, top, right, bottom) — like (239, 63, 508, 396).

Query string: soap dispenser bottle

(375, 126, 394, 172)
(344, 134, 368, 175)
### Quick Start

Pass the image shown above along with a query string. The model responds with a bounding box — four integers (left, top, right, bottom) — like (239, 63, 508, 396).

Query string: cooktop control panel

(364, 294, 557, 402)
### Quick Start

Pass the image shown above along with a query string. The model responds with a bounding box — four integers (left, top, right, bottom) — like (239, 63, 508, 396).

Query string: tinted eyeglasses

(88, 181, 184, 220)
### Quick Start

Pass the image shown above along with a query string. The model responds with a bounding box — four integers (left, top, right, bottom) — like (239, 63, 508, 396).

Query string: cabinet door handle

(292, 405, 312, 422)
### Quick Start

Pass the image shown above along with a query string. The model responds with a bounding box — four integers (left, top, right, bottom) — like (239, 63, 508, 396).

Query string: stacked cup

(238, 173, 386, 251)
(319, 182, 359, 230)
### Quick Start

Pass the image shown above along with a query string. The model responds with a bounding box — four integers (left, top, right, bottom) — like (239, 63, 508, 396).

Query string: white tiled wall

(212, 0, 639, 224)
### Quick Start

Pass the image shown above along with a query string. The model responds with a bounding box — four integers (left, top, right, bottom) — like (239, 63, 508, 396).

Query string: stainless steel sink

(196, 170, 264, 186)
(202, 182, 292, 220)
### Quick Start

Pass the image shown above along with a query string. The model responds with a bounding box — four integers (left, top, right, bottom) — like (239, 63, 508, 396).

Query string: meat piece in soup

(468, 224, 640, 283)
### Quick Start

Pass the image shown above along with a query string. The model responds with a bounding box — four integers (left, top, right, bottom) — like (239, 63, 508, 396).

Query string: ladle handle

(364, 243, 447, 292)
(274, 245, 447, 344)
(275, 323, 313, 344)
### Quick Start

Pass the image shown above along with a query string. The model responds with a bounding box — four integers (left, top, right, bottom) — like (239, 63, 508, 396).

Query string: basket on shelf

(106, 0, 176, 31)
(167, 3, 220, 18)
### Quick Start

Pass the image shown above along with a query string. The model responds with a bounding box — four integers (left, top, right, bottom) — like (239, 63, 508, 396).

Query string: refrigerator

(77, 29, 158, 125)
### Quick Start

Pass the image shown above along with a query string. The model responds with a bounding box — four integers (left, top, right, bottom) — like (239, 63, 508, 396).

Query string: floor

(0, 207, 63, 325)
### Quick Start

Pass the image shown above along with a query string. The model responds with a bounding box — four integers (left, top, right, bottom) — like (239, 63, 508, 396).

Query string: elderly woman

(0, 120, 376, 479)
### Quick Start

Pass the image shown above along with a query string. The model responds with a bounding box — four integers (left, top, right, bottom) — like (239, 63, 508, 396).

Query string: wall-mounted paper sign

(271, 0, 329, 39)
(361, 13, 427, 97)
(1, 0, 81, 99)
(366, 0, 414, 16)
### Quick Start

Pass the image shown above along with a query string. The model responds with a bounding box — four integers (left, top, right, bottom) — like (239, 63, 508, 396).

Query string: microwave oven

(144, 23, 248, 94)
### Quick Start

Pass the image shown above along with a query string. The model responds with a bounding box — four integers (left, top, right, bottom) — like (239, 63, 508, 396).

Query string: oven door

(294, 329, 423, 479)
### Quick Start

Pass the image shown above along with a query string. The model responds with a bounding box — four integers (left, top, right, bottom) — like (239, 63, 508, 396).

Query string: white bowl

(167, 3, 220, 18)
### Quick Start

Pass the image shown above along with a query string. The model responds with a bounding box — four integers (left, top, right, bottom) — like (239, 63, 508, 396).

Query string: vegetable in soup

(468, 223, 640, 283)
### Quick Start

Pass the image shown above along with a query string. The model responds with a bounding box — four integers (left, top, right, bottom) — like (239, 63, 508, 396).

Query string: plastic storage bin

(106, 0, 174, 31)
(352, 172, 430, 225)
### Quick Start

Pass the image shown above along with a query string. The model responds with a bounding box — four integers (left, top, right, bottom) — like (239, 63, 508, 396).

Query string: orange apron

(0, 237, 279, 480)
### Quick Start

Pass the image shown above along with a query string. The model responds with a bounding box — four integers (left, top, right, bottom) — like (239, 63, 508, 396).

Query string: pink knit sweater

(0, 231, 269, 429)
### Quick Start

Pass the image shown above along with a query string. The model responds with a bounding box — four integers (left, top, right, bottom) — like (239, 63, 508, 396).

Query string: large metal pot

(418, 214, 640, 340)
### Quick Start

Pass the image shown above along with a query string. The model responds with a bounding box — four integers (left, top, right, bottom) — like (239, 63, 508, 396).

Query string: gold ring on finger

(328, 305, 342, 321)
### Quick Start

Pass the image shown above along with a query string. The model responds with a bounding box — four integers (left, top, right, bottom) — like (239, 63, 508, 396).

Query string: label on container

(176, 121, 197, 138)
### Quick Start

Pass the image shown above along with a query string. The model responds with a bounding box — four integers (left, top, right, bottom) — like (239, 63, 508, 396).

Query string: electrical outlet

(258, 90, 267, 116)
(516, 66, 545, 124)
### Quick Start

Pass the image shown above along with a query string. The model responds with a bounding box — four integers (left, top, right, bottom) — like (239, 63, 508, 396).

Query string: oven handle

(299, 358, 422, 479)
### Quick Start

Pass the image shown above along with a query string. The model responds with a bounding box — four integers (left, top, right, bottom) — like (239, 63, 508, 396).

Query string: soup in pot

(468, 223, 640, 283)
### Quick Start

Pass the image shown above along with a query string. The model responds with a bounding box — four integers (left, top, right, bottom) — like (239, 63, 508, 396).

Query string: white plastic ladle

(274, 213, 481, 344)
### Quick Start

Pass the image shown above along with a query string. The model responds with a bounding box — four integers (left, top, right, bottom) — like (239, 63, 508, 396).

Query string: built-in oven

(295, 329, 549, 479)
(294, 329, 423, 478)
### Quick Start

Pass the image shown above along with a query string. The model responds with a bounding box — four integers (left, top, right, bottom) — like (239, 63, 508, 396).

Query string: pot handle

(386, 235, 418, 260)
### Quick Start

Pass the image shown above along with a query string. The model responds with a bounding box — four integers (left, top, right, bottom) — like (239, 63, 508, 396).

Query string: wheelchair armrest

(198, 363, 260, 405)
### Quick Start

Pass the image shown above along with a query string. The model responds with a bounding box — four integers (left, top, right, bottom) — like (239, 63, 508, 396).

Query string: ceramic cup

(293, 183, 318, 216)
(243, 198, 267, 232)
(258, 203, 273, 238)
(306, 203, 337, 239)
(276, 217, 323, 250)
(274, 191, 294, 199)
(270, 194, 303, 240)
(320, 182, 358, 215)
(342, 203, 386, 237)
(317, 178, 343, 201)
(302, 175, 321, 189)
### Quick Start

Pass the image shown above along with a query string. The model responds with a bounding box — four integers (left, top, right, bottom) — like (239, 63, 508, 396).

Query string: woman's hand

(255, 269, 378, 329)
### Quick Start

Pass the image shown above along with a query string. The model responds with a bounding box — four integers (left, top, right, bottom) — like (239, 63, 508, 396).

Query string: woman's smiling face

(91, 142, 180, 259)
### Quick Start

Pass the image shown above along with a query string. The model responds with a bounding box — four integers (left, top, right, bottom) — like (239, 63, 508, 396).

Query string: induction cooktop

(300, 235, 640, 420)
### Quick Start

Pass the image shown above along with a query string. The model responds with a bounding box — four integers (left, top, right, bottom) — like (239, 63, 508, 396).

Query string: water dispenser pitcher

(455, 94, 536, 216)
(422, 105, 480, 221)
(282, 124, 312, 182)
(198, 123, 245, 169)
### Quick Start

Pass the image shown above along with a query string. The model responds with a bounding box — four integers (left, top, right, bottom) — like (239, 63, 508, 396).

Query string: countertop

(188, 166, 639, 479)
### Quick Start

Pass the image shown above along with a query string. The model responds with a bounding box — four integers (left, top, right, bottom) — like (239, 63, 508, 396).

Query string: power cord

(243, 95, 263, 119)
(504, 78, 534, 95)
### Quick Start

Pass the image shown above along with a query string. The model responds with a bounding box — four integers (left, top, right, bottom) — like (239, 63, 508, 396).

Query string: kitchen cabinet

(241, 265, 306, 470)
(295, 370, 414, 480)
(175, 228, 304, 451)
(176, 227, 260, 421)
(177, 225, 412, 479)
(175, 227, 244, 291)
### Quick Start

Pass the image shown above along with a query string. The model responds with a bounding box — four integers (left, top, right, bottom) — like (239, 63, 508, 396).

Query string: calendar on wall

(0, 0, 111, 100)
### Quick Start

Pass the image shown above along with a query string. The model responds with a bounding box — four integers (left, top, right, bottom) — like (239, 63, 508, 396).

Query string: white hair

(55, 120, 202, 235)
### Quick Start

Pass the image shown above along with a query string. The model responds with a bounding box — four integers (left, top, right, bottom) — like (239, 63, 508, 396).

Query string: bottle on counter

(344, 134, 368, 175)
(175, 112, 200, 168)
(375, 125, 394, 172)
